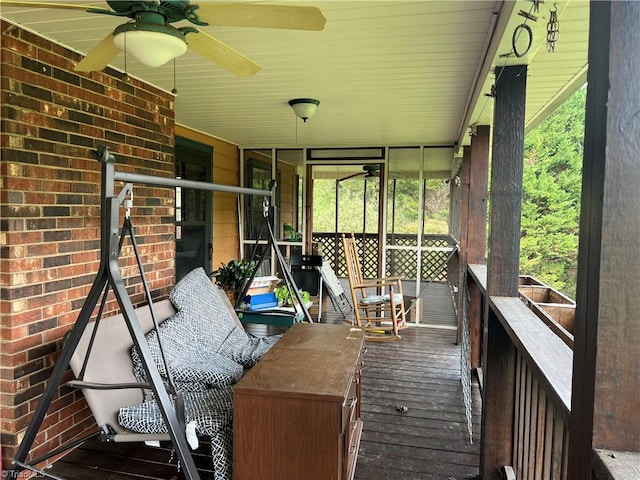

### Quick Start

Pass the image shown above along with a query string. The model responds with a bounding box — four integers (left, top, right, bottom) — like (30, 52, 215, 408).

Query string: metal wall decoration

(547, 5, 560, 52)
(531, 0, 542, 14)
(512, 23, 533, 58)
(518, 9, 538, 22)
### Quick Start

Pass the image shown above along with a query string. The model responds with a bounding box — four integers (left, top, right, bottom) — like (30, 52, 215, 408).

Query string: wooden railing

(467, 265, 573, 480)
(507, 314, 571, 479)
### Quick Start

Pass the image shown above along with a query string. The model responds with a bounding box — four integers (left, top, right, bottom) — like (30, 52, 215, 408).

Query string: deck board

(353, 293, 480, 480)
(42, 280, 480, 480)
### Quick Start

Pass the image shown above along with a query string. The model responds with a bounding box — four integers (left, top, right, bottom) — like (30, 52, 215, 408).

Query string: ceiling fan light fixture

(289, 98, 320, 122)
(113, 22, 187, 68)
(363, 165, 380, 180)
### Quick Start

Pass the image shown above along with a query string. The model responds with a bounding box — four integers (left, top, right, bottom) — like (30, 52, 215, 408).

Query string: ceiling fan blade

(338, 172, 364, 182)
(0, 1, 97, 11)
(186, 30, 260, 77)
(75, 33, 119, 72)
(195, 3, 326, 31)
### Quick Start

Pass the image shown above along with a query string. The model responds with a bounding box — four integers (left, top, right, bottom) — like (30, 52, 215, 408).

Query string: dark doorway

(175, 137, 213, 282)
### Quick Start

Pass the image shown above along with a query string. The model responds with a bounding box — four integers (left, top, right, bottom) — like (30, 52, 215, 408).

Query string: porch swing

(7, 146, 280, 480)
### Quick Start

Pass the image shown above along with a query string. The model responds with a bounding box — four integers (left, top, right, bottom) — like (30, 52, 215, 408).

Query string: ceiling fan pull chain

(172, 58, 178, 95)
(123, 29, 128, 77)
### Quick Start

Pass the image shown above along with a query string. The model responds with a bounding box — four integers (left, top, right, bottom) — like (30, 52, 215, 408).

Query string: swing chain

(124, 190, 133, 219)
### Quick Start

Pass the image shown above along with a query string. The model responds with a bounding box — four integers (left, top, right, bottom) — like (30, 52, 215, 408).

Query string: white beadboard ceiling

(1, 0, 589, 167)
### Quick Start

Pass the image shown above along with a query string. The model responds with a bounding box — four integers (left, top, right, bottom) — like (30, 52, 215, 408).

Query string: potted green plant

(211, 259, 257, 304)
(274, 284, 310, 307)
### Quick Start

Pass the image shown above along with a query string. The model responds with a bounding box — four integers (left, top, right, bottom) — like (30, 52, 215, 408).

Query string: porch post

(481, 65, 527, 478)
(467, 125, 490, 369)
(305, 163, 314, 253)
(468, 125, 490, 265)
(456, 147, 471, 343)
(569, 2, 640, 477)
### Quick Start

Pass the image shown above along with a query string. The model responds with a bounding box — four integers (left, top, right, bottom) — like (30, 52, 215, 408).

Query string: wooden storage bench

(233, 323, 366, 480)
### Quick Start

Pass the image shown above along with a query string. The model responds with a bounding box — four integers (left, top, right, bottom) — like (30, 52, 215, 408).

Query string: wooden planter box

(518, 279, 576, 348)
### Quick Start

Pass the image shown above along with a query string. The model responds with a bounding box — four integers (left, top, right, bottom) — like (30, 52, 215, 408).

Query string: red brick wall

(0, 20, 176, 466)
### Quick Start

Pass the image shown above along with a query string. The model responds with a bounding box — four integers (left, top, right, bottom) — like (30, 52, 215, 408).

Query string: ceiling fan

(337, 165, 410, 182)
(1, 1, 326, 76)
(338, 165, 381, 182)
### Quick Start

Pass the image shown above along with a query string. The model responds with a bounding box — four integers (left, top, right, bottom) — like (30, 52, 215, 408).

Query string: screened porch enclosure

(310, 146, 458, 288)
(2, 3, 639, 479)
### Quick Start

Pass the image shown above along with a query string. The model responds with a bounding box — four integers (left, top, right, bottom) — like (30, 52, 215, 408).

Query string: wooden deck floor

(41, 281, 480, 480)
(352, 282, 481, 480)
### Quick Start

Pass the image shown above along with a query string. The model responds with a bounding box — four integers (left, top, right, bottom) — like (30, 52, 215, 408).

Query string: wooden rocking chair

(342, 233, 407, 341)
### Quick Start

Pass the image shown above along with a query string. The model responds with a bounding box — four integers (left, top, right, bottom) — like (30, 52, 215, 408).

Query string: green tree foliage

(422, 179, 449, 233)
(313, 179, 337, 232)
(521, 87, 585, 299)
(388, 178, 449, 234)
(388, 179, 421, 234)
(311, 88, 586, 302)
(313, 175, 449, 235)
(313, 177, 381, 233)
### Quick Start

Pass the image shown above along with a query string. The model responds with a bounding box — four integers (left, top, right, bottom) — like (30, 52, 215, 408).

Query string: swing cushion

(170, 267, 281, 365)
(124, 268, 282, 480)
(131, 267, 281, 392)
(217, 325, 280, 368)
(118, 386, 233, 435)
(131, 339, 243, 393)
(359, 292, 404, 305)
(169, 267, 242, 349)
(118, 386, 234, 480)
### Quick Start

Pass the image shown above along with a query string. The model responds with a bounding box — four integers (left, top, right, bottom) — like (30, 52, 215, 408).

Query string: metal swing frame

(235, 192, 314, 324)
(8, 146, 273, 480)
